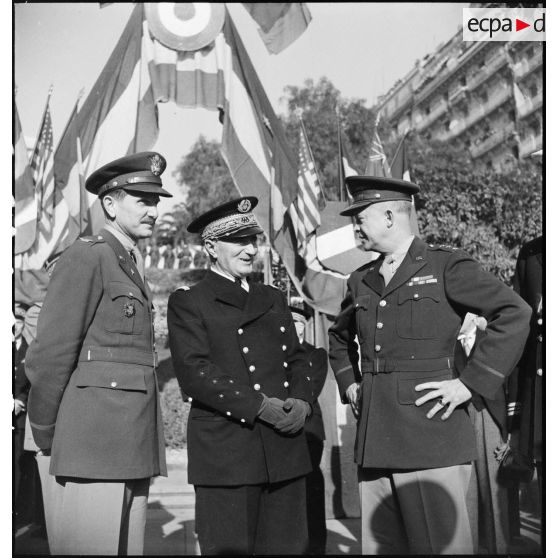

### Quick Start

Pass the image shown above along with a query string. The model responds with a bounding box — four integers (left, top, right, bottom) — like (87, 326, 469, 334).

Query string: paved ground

(14, 449, 542, 555)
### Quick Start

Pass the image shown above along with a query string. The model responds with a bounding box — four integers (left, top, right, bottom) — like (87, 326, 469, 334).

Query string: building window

(526, 45, 534, 58)
(425, 105, 431, 115)
(460, 75, 467, 87)
(529, 83, 538, 97)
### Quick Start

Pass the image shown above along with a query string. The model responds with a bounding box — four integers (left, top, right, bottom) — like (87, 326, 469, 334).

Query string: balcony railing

(518, 132, 543, 158)
(448, 85, 468, 105)
(513, 49, 543, 81)
(414, 100, 449, 131)
(467, 53, 508, 93)
(436, 86, 513, 142)
(469, 122, 515, 159)
(517, 91, 543, 119)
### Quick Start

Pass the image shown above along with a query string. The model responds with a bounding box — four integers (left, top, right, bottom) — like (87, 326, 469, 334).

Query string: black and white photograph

(12, 2, 546, 555)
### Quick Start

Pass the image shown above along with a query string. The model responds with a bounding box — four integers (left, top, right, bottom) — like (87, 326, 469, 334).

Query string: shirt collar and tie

(211, 266, 250, 292)
(379, 235, 415, 286)
(105, 224, 145, 280)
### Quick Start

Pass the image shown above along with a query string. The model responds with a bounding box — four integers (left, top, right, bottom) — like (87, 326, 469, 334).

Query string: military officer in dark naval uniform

(26, 152, 171, 555)
(328, 176, 531, 555)
(167, 197, 313, 555)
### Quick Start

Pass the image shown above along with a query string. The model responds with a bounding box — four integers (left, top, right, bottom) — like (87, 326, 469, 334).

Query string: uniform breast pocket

(105, 281, 145, 335)
(396, 286, 440, 339)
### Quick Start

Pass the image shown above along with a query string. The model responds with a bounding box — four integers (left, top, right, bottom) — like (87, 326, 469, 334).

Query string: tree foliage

(281, 77, 377, 200)
(167, 136, 238, 244)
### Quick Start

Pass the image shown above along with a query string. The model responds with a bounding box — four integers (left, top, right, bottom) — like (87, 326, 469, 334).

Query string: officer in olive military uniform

(167, 197, 313, 555)
(26, 152, 171, 555)
(328, 176, 531, 555)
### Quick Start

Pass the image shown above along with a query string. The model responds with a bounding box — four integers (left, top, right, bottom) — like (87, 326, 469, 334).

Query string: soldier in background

(168, 197, 313, 555)
(329, 175, 531, 554)
(290, 306, 328, 555)
(26, 152, 171, 555)
(508, 236, 543, 533)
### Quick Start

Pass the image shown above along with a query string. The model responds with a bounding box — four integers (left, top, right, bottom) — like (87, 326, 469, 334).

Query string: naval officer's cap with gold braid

(188, 196, 264, 241)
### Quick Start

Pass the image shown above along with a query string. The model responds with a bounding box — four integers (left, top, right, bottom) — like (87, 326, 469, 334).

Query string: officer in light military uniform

(328, 176, 531, 555)
(167, 197, 313, 555)
(26, 151, 171, 555)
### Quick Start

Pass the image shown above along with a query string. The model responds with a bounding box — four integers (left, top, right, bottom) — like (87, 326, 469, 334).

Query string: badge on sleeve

(124, 302, 136, 318)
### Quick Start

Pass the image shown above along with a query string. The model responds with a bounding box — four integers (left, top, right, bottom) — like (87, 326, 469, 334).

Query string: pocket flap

(74, 362, 147, 392)
(109, 281, 144, 303)
(398, 286, 440, 304)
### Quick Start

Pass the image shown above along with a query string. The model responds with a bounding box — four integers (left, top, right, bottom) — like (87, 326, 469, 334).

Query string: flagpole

(75, 88, 86, 234)
(295, 107, 326, 203)
(336, 105, 345, 202)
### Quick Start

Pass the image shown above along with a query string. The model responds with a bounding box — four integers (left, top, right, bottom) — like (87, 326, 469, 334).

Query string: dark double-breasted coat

(509, 236, 543, 462)
(329, 236, 532, 470)
(26, 229, 167, 480)
(167, 271, 313, 486)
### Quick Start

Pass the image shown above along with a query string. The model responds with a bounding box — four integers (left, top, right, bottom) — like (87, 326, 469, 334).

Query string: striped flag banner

(14, 102, 37, 254)
(53, 3, 158, 250)
(289, 123, 323, 255)
(30, 94, 55, 233)
(17, 92, 72, 272)
(242, 3, 312, 54)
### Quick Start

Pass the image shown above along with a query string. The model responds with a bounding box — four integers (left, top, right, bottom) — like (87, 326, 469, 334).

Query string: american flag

(289, 123, 324, 255)
(365, 114, 391, 177)
(30, 96, 55, 232)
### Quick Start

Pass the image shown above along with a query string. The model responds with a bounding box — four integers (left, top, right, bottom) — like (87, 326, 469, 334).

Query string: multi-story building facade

(376, 28, 543, 172)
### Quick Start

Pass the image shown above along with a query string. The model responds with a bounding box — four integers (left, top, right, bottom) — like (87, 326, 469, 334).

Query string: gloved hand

(275, 398, 310, 435)
(257, 394, 288, 427)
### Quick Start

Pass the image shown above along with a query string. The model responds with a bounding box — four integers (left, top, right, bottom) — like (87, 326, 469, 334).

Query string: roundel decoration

(145, 3, 225, 52)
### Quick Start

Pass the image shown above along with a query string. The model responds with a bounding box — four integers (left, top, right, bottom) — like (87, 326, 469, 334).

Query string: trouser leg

(393, 464, 474, 555)
(118, 478, 150, 556)
(358, 467, 408, 555)
(306, 440, 327, 555)
(254, 476, 308, 555)
(195, 484, 260, 555)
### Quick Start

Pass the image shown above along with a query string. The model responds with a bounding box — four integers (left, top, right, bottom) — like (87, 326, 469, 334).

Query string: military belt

(364, 356, 454, 374)
(79, 346, 158, 368)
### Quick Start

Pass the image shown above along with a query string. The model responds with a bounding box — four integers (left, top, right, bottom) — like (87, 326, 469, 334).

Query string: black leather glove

(257, 394, 288, 427)
(275, 398, 310, 434)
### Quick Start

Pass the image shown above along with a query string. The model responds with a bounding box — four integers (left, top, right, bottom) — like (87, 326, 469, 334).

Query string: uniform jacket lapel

(205, 270, 248, 310)
(101, 229, 149, 299)
(382, 237, 428, 297)
(362, 257, 385, 295)
(239, 282, 274, 326)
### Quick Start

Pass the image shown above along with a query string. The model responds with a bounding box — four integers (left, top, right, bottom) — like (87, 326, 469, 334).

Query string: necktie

(379, 255, 396, 286)
(130, 248, 145, 280)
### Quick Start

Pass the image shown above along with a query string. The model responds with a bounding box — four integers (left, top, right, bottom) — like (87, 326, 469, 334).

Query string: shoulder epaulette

(427, 243, 458, 252)
(79, 235, 105, 245)
(177, 285, 191, 291)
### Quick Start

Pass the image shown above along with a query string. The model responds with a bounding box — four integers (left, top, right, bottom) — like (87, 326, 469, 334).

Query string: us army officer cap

(85, 151, 172, 198)
(188, 196, 264, 240)
(340, 175, 420, 216)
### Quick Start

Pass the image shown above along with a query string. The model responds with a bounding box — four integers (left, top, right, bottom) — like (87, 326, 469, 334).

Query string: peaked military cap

(188, 196, 264, 240)
(85, 151, 172, 198)
(340, 175, 420, 216)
